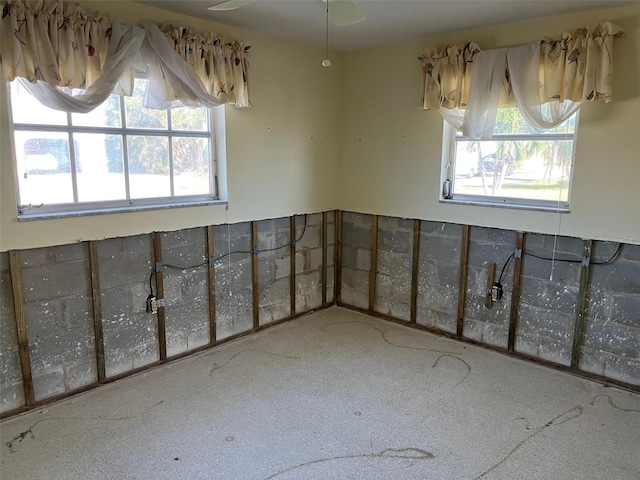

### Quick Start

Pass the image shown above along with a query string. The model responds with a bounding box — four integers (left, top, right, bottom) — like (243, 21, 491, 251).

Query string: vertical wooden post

(335, 210, 343, 304)
(368, 215, 379, 312)
(410, 219, 421, 324)
(152, 233, 167, 361)
(457, 225, 470, 337)
(251, 221, 260, 329)
(485, 262, 497, 309)
(322, 212, 328, 305)
(508, 232, 526, 353)
(571, 239, 593, 369)
(290, 216, 296, 317)
(88, 242, 106, 382)
(206, 226, 217, 345)
(8, 250, 35, 406)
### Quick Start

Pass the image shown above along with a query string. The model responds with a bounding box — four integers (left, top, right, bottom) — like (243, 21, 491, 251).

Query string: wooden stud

(322, 212, 328, 305)
(508, 232, 526, 353)
(251, 221, 260, 330)
(290, 216, 296, 317)
(88, 242, 106, 382)
(335, 210, 343, 304)
(368, 215, 379, 312)
(485, 262, 497, 309)
(152, 232, 167, 361)
(571, 240, 593, 369)
(457, 225, 470, 337)
(410, 219, 421, 324)
(206, 226, 217, 345)
(8, 250, 35, 406)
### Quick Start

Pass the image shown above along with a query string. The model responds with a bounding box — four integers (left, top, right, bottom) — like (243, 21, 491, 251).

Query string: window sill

(17, 199, 229, 221)
(439, 198, 570, 213)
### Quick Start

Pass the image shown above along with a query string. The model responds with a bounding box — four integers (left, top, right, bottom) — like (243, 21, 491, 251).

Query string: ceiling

(138, 0, 633, 50)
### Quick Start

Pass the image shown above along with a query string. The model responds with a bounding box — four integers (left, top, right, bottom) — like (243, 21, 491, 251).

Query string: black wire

(496, 241, 622, 287)
(147, 215, 309, 295)
(497, 253, 514, 284)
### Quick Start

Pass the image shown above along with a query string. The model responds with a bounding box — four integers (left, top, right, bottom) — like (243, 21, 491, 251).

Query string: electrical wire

(496, 241, 622, 286)
(148, 215, 309, 296)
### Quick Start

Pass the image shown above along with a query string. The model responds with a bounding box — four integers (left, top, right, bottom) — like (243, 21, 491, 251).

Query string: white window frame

(440, 112, 579, 212)
(6, 82, 228, 219)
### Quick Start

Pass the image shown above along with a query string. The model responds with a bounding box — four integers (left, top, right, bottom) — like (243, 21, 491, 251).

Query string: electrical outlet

(491, 283, 503, 302)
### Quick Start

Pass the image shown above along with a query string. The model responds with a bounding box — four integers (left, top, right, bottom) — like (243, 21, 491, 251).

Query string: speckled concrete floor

(2, 307, 639, 479)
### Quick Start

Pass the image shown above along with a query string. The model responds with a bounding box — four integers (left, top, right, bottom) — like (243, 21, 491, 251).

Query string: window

(441, 108, 577, 211)
(8, 77, 226, 218)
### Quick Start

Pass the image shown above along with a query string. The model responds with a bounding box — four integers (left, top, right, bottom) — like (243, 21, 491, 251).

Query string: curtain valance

(0, 0, 253, 111)
(419, 22, 624, 139)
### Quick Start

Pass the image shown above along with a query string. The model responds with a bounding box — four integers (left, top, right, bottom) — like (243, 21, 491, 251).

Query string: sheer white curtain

(18, 20, 144, 113)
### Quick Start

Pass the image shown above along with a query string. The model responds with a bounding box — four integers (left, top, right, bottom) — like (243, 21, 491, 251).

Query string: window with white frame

(441, 108, 578, 211)
(9, 77, 225, 217)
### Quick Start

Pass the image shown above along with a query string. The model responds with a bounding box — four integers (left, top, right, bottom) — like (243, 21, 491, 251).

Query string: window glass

(443, 108, 576, 210)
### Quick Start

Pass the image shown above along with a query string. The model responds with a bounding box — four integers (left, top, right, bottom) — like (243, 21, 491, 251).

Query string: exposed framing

(152, 232, 167, 361)
(88, 241, 106, 381)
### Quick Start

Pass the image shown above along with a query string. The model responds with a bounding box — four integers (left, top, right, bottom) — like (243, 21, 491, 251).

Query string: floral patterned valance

(0, 0, 253, 109)
(419, 22, 624, 111)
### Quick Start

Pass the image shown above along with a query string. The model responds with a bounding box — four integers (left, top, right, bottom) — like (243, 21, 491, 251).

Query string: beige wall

(339, 5, 640, 244)
(0, 1, 342, 250)
(2, 3, 639, 251)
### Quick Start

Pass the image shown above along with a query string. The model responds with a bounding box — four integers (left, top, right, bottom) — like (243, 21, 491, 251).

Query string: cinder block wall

(339, 211, 640, 389)
(0, 213, 336, 416)
(1, 210, 638, 416)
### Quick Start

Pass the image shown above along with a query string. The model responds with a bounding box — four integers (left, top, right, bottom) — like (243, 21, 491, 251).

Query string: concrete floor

(1, 307, 639, 479)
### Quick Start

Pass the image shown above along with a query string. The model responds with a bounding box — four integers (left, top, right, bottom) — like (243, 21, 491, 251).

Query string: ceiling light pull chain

(322, 1, 331, 67)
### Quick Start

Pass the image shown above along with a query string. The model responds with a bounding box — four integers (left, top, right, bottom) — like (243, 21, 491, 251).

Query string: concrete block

(538, 337, 572, 366)
(258, 256, 277, 286)
(0, 347, 23, 387)
(65, 360, 98, 390)
(603, 356, 640, 386)
(259, 277, 290, 309)
(586, 286, 613, 321)
(341, 245, 356, 269)
(165, 301, 209, 356)
(19, 247, 55, 267)
(436, 263, 460, 289)
(377, 250, 411, 278)
(296, 224, 322, 250)
(612, 294, 640, 328)
(619, 243, 640, 263)
(591, 261, 640, 294)
(482, 323, 509, 348)
(259, 301, 290, 325)
(514, 334, 539, 357)
(517, 304, 575, 341)
(275, 255, 291, 280)
(103, 313, 159, 376)
(342, 216, 372, 249)
(215, 287, 253, 341)
(32, 369, 66, 401)
(161, 227, 206, 267)
(60, 296, 94, 330)
(22, 261, 91, 302)
(421, 221, 462, 238)
(583, 322, 640, 357)
(420, 236, 460, 263)
(542, 235, 584, 255)
(355, 248, 371, 272)
(378, 229, 412, 255)
(578, 351, 606, 376)
(375, 272, 411, 305)
(373, 297, 410, 322)
(163, 272, 185, 305)
(23, 300, 62, 338)
(296, 271, 322, 312)
(470, 226, 517, 246)
(467, 242, 513, 269)
(0, 381, 25, 413)
(54, 243, 88, 263)
(462, 319, 483, 342)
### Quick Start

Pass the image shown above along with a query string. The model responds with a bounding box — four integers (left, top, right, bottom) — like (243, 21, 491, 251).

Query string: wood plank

(322, 212, 328, 305)
(206, 226, 217, 345)
(290, 216, 296, 316)
(485, 262, 496, 309)
(368, 215, 379, 312)
(251, 221, 260, 329)
(508, 232, 526, 353)
(410, 219, 421, 324)
(8, 250, 35, 406)
(571, 240, 593, 369)
(88, 242, 106, 382)
(335, 210, 343, 304)
(152, 233, 167, 361)
(457, 225, 471, 337)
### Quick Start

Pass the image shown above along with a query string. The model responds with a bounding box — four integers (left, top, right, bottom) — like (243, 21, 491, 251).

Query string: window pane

(10, 82, 68, 125)
(15, 131, 73, 205)
(453, 139, 573, 203)
(173, 137, 211, 196)
(170, 107, 208, 131)
(74, 133, 126, 202)
(71, 95, 122, 128)
(456, 108, 576, 136)
(124, 78, 168, 129)
(127, 136, 170, 198)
